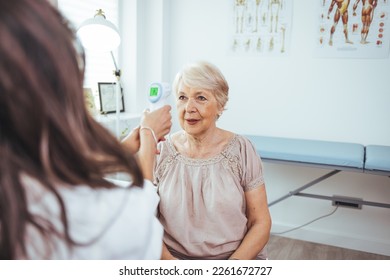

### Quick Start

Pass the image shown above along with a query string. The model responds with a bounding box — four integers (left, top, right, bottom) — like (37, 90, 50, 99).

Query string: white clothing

(22, 176, 162, 259)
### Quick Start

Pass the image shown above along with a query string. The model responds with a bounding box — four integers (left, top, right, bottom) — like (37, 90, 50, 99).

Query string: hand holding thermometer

(144, 82, 172, 147)
(148, 82, 171, 111)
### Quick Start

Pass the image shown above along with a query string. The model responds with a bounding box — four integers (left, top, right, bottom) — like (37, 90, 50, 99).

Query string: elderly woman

(155, 61, 271, 260)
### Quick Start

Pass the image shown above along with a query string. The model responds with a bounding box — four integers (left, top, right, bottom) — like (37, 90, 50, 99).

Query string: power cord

(271, 205, 339, 235)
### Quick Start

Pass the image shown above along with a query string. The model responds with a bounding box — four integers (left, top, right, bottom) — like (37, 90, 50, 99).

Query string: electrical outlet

(332, 195, 363, 209)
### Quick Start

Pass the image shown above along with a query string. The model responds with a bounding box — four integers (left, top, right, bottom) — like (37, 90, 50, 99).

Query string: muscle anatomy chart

(316, 0, 390, 58)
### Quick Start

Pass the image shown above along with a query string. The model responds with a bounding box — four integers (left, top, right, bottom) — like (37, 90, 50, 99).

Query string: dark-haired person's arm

(121, 125, 141, 154)
(122, 105, 172, 180)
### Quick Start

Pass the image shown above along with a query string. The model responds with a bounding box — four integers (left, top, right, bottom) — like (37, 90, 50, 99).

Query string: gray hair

(172, 61, 229, 111)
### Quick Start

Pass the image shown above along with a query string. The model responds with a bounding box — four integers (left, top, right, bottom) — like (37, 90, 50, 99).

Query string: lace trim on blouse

(155, 135, 240, 181)
(156, 134, 264, 191)
(167, 134, 239, 166)
(246, 176, 264, 191)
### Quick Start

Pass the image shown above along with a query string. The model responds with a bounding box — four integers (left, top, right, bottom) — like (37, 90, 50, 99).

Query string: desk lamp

(77, 9, 122, 139)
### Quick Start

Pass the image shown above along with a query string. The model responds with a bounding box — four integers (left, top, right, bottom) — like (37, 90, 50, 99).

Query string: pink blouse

(155, 133, 268, 260)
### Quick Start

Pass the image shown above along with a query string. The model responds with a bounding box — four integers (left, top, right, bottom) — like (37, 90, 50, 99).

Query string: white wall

(120, 0, 172, 112)
(121, 0, 390, 256)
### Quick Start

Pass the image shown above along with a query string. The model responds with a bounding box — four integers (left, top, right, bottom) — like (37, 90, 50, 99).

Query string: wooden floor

(267, 235, 390, 260)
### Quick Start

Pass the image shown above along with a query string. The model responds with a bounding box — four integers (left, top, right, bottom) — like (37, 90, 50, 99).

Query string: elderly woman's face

(176, 84, 221, 137)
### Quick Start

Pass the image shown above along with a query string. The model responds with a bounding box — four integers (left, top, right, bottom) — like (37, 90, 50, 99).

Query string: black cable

(271, 206, 339, 235)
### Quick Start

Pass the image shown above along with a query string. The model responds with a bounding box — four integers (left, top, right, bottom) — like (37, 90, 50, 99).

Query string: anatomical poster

(230, 0, 293, 56)
(315, 0, 390, 58)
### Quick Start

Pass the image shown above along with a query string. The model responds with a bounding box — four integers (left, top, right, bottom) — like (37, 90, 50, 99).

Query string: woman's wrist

(140, 126, 158, 145)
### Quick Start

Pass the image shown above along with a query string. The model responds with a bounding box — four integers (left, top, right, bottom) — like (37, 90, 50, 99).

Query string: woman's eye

(197, 96, 207, 101)
(178, 95, 186, 100)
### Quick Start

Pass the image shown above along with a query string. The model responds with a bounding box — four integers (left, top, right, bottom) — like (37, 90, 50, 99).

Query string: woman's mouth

(185, 119, 199, 125)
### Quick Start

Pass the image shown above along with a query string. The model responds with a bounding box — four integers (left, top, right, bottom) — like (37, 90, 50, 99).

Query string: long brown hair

(0, 0, 143, 259)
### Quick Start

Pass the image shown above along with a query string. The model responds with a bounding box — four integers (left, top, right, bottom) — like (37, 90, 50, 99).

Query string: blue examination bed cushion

(245, 135, 365, 170)
(244, 135, 390, 209)
(365, 145, 390, 172)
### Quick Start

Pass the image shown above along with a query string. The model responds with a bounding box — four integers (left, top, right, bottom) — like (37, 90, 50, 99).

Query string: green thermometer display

(150, 87, 159, 97)
(148, 82, 171, 111)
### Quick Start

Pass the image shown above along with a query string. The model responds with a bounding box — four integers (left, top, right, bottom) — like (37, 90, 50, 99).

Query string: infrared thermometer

(148, 82, 171, 111)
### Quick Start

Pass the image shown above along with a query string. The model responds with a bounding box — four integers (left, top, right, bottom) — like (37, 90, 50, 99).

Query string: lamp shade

(77, 9, 120, 52)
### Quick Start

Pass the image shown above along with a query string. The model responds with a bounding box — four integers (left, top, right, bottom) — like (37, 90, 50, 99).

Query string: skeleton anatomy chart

(230, 0, 293, 56)
(315, 0, 390, 58)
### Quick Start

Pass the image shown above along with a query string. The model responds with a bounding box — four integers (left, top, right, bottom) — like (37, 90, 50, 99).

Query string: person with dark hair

(0, 0, 171, 259)
(155, 61, 271, 260)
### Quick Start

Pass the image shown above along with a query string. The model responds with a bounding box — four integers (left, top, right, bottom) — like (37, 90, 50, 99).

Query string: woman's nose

(185, 98, 196, 112)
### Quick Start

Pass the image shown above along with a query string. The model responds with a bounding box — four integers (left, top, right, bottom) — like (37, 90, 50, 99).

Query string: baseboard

(271, 223, 390, 256)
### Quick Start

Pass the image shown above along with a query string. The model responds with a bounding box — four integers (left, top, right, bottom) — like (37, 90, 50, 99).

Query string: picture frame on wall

(98, 82, 125, 114)
(83, 88, 97, 116)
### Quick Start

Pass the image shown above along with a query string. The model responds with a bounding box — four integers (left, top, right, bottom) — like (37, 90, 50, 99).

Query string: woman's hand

(129, 105, 172, 180)
(121, 105, 172, 153)
(140, 105, 172, 142)
(121, 126, 140, 153)
(161, 243, 178, 260)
